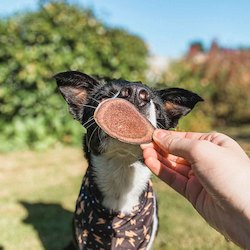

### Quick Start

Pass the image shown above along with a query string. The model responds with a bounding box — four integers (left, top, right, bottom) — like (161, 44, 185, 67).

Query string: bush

(160, 47, 250, 129)
(0, 1, 148, 151)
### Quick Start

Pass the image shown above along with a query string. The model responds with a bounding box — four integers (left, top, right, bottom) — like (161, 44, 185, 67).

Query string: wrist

(219, 181, 250, 248)
(228, 210, 250, 249)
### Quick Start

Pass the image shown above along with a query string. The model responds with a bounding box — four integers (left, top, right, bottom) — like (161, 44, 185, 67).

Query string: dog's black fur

(54, 71, 203, 249)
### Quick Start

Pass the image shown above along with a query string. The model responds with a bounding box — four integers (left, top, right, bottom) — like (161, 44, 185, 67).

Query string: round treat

(94, 98, 155, 144)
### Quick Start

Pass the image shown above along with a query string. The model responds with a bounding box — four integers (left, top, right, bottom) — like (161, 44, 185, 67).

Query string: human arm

(141, 129, 250, 248)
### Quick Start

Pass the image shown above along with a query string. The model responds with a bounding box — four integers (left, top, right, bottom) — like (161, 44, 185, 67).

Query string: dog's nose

(137, 87, 150, 106)
(120, 86, 150, 107)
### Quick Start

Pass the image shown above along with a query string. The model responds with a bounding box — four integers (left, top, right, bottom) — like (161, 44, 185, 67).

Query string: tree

(0, 1, 149, 150)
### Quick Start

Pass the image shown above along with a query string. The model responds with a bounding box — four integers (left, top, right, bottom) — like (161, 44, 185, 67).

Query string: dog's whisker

(157, 122, 165, 129)
(82, 104, 97, 109)
(108, 90, 116, 95)
(85, 120, 96, 130)
(97, 127, 102, 142)
(84, 117, 95, 129)
(157, 123, 165, 129)
(88, 96, 100, 104)
(105, 90, 118, 98)
(87, 126, 99, 149)
(156, 121, 162, 127)
(82, 117, 95, 128)
(112, 91, 120, 98)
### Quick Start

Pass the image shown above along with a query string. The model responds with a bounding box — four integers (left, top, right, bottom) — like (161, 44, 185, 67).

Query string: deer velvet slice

(94, 98, 155, 144)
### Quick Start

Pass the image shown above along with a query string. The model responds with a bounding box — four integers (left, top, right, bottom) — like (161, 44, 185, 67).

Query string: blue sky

(1, 0, 250, 58)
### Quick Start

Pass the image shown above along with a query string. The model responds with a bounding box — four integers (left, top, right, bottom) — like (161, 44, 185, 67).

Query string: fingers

(141, 141, 168, 157)
(144, 156, 188, 196)
(141, 141, 189, 165)
(143, 147, 191, 177)
(140, 142, 154, 150)
(152, 129, 198, 161)
(153, 129, 209, 140)
(167, 154, 189, 166)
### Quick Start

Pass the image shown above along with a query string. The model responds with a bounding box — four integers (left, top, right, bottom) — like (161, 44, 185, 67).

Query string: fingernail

(153, 130, 170, 153)
(154, 129, 168, 139)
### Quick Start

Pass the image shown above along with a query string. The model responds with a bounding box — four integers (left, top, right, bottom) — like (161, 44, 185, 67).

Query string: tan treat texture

(94, 98, 154, 144)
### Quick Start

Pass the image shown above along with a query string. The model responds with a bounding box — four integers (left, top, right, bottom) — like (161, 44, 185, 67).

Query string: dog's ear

(54, 71, 99, 120)
(156, 87, 203, 128)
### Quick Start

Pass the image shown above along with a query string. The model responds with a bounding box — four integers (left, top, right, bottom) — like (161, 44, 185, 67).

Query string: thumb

(153, 129, 196, 161)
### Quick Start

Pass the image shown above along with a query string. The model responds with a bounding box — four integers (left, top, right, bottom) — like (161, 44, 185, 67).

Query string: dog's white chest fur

(92, 141, 151, 213)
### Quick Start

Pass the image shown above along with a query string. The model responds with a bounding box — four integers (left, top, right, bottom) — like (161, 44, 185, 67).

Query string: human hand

(141, 129, 250, 248)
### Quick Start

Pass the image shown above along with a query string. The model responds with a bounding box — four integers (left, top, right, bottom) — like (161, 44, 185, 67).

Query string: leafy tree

(0, 1, 148, 151)
(160, 47, 250, 128)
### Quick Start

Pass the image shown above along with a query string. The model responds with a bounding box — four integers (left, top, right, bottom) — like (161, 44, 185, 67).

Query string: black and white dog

(54, 71, 203, 250)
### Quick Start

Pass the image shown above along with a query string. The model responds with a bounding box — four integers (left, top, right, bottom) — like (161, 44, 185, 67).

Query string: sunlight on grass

(0, 147, 242, 250)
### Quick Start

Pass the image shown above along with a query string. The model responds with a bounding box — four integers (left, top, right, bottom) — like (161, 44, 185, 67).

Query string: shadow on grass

(20, 201, 74, 250)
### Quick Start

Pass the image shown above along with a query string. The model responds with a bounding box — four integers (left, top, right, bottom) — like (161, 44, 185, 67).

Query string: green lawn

(0, 140, 246, 250)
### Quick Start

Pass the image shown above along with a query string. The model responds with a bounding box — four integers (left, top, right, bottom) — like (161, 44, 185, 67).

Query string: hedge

(0, 1, 148, 151)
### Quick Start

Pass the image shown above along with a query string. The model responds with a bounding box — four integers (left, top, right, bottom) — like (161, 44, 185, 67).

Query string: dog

(54, 71, 203, 250)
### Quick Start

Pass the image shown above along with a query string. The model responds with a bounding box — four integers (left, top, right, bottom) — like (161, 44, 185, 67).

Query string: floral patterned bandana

(74, 168, 157, 250)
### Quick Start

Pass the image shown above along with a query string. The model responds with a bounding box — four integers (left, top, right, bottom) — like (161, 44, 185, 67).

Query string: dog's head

(54, 71, 203, 156)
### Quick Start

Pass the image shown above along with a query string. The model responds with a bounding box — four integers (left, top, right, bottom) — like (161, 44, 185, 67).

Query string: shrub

(0, 1, 148, 151)
(160, 45, 250, 129)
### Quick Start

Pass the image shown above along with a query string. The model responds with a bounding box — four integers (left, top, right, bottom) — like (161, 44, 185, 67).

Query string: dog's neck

(91, 140, 151, 214)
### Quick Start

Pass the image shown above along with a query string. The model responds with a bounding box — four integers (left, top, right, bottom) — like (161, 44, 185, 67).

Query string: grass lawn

(1, 134, 248, 250)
